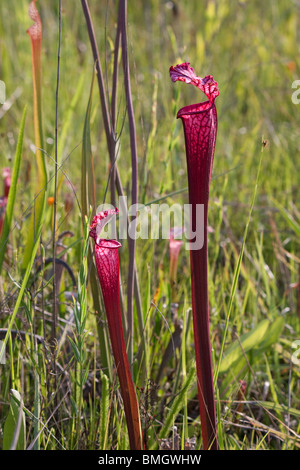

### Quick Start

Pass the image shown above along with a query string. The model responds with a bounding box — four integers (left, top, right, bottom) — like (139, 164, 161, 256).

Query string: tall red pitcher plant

(89, 209, 143, 450)
(170, 63, 219, 449)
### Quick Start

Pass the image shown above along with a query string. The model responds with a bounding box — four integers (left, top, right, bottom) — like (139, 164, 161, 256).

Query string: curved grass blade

(3, 390, 26, 450)
(0, 209, 44, 360)
(0, 106, 26, 272)
(157, 364, 196, 444)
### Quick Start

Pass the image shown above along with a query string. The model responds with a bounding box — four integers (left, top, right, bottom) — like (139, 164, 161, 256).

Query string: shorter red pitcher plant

(89, 208, 143, 450)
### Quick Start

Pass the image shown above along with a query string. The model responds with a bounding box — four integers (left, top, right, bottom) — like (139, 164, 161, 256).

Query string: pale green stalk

(22, 0, 47, 270)
(0, 106, 26, 272)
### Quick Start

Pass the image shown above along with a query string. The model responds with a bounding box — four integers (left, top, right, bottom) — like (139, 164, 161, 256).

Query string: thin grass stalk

(181, 300, 188, 448)
(99, 371, 110, 450)
(109, 20, 121, 208)
(33, 348, 41, 450)
(80, 0, 112, 164)
(52, 0, 62, 354)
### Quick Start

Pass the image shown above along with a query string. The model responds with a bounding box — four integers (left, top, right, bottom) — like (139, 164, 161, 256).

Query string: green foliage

(219, 316, 285, 390)
(0, 106, 26, 272)
(157, 364, 196, 444)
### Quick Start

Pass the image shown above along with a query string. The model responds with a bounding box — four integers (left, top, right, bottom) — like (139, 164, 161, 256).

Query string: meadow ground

(0, 0, 299, 451)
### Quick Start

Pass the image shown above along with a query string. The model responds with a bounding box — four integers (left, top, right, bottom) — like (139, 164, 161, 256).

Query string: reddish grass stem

(119, 0, 138, 367)
(81, 2, 143, 364)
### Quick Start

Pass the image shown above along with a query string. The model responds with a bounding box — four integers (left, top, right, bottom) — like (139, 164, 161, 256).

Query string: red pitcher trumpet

(89, 208, 143, 450)
(170, 62, 219, 449)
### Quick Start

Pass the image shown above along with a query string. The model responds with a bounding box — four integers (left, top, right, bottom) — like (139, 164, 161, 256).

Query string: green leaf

(256, 400, 300, 419)
(219, 319, 270, 373)
(3, 389, 26, 450)
(68, 336, 81, 363)
(33, 362, 41, 450)
(219, 317, 285, 396)
(254, 316, 285, 353)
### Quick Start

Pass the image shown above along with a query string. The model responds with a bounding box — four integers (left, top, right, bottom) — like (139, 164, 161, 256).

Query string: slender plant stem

(111, 24, 121, 133)
(49, 0, 62, 418)
(81, 0, 112, 149)
(119, 0, 138, 368)
(81, 0, 145, 371)
(81, 0, 123, 208)
(52, 0, 62, 349)
(109, 21, 121, 207)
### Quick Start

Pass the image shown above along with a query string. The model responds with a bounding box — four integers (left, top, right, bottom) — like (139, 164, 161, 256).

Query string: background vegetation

(0, 0, 299, 450)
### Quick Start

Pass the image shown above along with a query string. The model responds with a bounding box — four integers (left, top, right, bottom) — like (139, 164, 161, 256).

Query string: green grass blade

(33, 355, 41, 450)
(157, 363, 196, 443)
(3, 389, 26, 450)
(0, 214, 44, 360)
(99, 371, 110, 450)
(271, 198, 300, 238)
(0, 105, 26, 272)
(214, 149, 263, 385)
(58, 71, 85, 162)
(56, 71, 86, 195)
